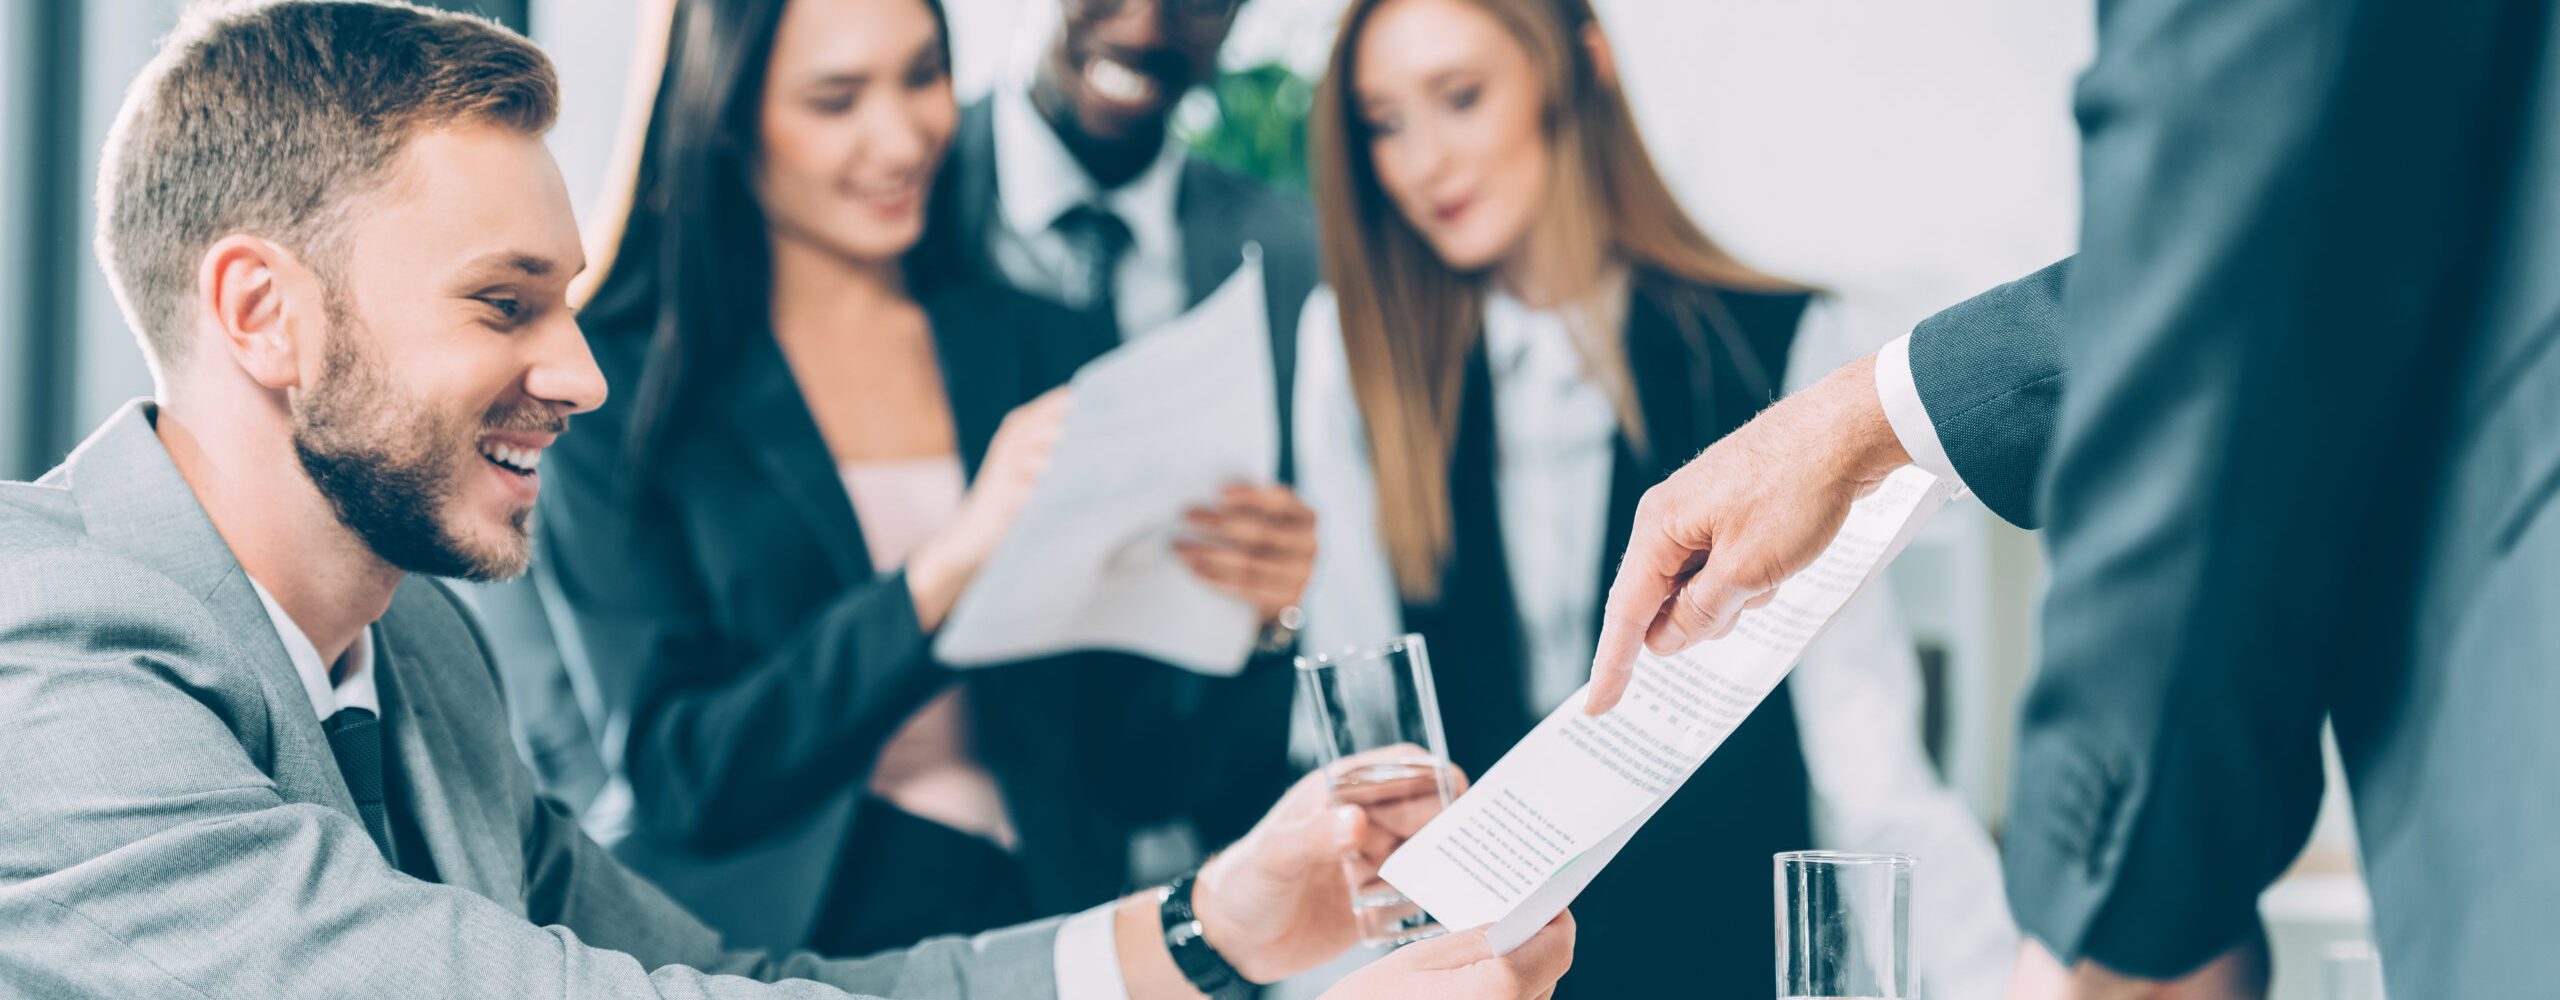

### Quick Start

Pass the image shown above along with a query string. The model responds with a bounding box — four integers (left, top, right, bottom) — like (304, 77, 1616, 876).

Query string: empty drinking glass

(1776, 851, 1914, 999)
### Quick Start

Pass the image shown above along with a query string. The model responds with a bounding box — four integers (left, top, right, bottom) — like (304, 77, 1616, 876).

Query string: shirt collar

(991, 73, 1187, 255)
(1483, 268, 1635, 380)
(246, 575, 379, 721)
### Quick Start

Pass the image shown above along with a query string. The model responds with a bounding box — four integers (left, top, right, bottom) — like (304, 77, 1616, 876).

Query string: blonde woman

(1290, 0, 2014, 995)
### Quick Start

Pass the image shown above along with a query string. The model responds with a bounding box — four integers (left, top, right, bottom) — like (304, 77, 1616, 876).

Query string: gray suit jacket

(1908, 0, 2560, 989)
(0, 401, 1060, 998)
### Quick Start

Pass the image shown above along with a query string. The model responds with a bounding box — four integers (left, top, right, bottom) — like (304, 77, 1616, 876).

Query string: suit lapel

(1621, 281, 1709, 480)
(723, 335, 875, 584)
(923, 290, 1020, 479)
(1176, 162, 1248, 313)
(950, 99, 1004, 278)
(61, 402, 363, 821)
(371, 606, 512, 899)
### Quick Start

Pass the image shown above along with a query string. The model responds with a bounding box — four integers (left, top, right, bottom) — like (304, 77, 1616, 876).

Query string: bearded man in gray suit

(0, 3, 1574, 997)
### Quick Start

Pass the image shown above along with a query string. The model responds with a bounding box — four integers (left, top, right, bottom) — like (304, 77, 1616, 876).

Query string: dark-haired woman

(541, 0, 1308, 956)
(1289, 0, 2013, 995)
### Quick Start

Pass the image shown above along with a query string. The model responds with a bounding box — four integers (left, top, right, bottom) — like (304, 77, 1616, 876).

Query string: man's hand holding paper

(1586, 354, 1916, 713)
(1379, 466, 1954, 952)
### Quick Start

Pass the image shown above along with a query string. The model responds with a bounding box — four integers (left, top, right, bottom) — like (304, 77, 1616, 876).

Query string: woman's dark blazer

(537, 280, 1298, 950)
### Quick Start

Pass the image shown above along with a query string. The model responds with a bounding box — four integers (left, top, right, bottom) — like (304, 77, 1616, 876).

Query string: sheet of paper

(1379, 466, 1953, 951)
(932, 257, 1276, 676)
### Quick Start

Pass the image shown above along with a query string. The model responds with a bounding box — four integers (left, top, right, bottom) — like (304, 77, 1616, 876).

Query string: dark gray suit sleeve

(1907, 258, 2071, 529)
(0, 545, 1053, 999)
(2004, 0, 2532, 978)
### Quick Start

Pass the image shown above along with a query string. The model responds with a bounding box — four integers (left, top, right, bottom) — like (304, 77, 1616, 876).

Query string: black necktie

(1052, 203, 1133, 332)
(324, 706, 400, 869)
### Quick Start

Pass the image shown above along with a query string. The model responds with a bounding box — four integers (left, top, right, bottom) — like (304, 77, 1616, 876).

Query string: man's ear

(1582, 22, 1620, 90)
(197, 234, 314, 392)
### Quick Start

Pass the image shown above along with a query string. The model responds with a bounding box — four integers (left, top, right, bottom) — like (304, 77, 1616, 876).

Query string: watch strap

(1159, 867, 1254, 999)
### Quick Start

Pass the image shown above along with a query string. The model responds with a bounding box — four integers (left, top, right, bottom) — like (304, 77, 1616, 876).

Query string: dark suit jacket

(933, 94, 1315, 877)
(1909, 0, 2560, 987)
(1405, 272, 1812, 998)
(939, 97, 1321, 481)
(538, 281, 1295, 951)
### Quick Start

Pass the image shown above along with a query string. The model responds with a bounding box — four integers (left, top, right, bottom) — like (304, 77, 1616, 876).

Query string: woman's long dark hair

(577, 0, 955, 479)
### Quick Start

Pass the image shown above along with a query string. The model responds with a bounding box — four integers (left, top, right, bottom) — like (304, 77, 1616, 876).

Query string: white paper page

(1380, 467, 1952, 947)
(932, 258, 1277, 676)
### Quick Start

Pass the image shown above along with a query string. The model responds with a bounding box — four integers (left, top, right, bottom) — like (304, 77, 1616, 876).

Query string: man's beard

(290, 309, 542, 582)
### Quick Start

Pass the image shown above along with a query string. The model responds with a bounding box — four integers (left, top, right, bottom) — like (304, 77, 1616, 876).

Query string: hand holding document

(933, 257, 1277, 676)
(1378, 466, 1954, 952)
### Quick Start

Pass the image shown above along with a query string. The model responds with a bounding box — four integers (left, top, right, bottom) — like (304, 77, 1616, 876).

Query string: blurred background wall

(0, 3, 2373, 995)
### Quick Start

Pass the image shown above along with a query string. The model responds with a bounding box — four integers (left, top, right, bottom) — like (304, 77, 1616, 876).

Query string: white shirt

(250, 575, 1130, 996)
(248, 576, 376, 721)
(988, 70, 1191, 339)
(1292, 289, 2018, 998)
(1481, 282, 1626, 715)
(1874, 331, 1971, 495)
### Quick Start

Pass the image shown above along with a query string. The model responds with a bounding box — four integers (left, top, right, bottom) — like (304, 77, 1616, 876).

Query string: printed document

(933, 259, 1276, 676)
(1378, 466, 1954, 951)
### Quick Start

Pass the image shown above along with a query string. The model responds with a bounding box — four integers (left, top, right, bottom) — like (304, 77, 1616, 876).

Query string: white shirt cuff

(1054, 902, 1131, 1000)
(1874, 334, 1971, 498)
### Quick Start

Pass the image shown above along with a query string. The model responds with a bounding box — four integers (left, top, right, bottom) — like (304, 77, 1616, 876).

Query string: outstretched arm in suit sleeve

(1584, 260, 2071, 712)
(1897, 258, 2072, 529)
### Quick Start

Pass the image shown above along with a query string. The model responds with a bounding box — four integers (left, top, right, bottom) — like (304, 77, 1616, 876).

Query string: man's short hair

(94, 0, 559, 372)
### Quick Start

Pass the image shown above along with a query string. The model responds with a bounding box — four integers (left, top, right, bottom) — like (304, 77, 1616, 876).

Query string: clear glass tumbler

(1297, 634, 1457, 947)
(1776, 851, 1914, 999)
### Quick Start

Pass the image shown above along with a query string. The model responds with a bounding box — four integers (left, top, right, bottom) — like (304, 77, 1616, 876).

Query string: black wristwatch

(1158, 866, 1254, 999)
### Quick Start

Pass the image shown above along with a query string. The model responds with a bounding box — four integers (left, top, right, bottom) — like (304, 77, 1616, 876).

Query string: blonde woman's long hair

(1309, 0, 1799, 602)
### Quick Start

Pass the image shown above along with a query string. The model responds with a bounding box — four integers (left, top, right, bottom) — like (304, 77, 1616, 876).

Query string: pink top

(840, 456, 1017, 850)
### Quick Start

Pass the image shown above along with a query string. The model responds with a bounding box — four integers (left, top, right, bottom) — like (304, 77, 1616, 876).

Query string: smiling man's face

(1041, 0, 1242, 147)
(290, 125, 603, 582)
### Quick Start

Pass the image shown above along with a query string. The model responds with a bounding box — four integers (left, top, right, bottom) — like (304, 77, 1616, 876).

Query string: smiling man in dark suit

(936, 0, 1327, 884)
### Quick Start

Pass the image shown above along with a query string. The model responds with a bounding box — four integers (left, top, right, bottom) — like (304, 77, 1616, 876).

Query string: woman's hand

(1176, 483, 1318, 624)
(905, 387, 1072, 630)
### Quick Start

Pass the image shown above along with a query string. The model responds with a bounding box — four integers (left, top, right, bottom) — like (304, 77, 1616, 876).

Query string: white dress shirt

(1292, 289, 2018, 998)
(248, 576, 376, 721)
(253, 575, 1130, 996)
(988, 71, 1191, 339)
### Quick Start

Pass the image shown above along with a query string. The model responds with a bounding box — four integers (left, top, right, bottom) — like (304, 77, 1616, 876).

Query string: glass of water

(1297, 634, 1457, 947)
(1777, 851, 1913, 999)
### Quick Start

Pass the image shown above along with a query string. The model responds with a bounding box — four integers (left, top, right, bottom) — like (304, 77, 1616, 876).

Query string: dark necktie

(1052, 203, 1133, 332)
(324, 706, 400, 869)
